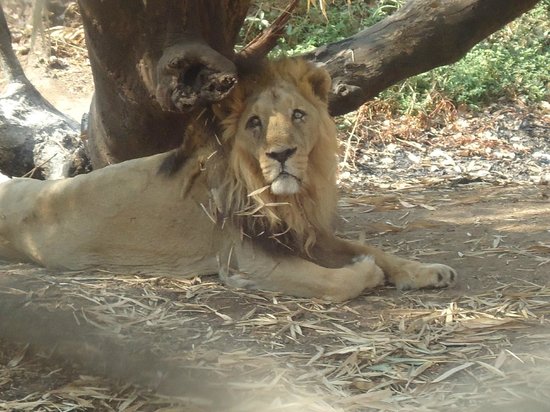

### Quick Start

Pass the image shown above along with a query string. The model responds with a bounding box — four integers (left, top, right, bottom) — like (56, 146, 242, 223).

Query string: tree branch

(304, 0, 541, 115)
(0, 5, 88, 178)
(238, 0, 299, 60)
(0, 4, 25, 82)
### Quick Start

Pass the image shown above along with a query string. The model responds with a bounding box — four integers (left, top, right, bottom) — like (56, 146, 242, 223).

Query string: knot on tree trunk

(155, 42, 237, 112)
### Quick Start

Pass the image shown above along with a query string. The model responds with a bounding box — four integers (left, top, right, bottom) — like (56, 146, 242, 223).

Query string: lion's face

(216, 59, 339, 250)
(233, 80, 326, 196)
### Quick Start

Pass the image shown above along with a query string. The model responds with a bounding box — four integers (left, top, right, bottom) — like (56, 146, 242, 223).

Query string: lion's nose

(266, 147, 297, 164)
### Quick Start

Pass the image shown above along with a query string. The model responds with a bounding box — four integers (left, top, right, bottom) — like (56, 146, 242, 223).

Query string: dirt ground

(1, 3, 550, 411)
(1, 184, 549, 411)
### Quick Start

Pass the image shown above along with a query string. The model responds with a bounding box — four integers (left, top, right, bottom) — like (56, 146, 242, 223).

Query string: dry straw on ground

(1, 259, 549, 411)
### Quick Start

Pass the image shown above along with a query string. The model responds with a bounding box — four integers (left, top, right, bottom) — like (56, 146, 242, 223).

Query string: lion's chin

(270, 174, 300, 196)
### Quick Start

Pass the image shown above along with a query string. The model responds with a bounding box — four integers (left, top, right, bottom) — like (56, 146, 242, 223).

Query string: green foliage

(382, 1, 550, 112)
(277, 0, 404, 55)
(242, 1, 404, 55)
(245, 0, 549, 112)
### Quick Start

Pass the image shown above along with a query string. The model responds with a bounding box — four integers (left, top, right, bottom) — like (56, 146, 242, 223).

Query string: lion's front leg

(361, 245, 457, 290)
(313, 235, 457, 291)
(219, 243, 384, 302)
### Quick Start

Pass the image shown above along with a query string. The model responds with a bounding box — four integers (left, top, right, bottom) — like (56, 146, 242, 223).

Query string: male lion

(0, 58, 456, 302)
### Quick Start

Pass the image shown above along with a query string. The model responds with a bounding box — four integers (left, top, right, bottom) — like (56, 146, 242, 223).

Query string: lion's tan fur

(0, 58, 456, 302)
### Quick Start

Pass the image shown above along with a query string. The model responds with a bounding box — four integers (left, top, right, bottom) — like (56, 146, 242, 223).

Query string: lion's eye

(292, 109, 306, 121)
(246, 115, 262, 129)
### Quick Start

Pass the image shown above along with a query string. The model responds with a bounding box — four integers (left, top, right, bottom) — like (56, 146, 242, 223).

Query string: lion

(0, 58, 456, 302)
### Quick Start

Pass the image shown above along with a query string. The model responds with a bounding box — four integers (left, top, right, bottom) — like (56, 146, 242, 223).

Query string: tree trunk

(305, 0, 542, 116)
(0, 5, 89, 179)
(78, 0, 251, 167)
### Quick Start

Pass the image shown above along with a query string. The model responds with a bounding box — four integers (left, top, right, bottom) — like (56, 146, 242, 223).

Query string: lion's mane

(212, 58, 339, 254)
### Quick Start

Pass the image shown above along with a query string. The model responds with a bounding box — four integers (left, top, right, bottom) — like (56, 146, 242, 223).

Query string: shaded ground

(1, 2, 550, 411)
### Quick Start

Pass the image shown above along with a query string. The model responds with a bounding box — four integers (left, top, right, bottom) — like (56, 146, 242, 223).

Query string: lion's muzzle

(271, 173, 300, 195)
(264, 147, 301, 195)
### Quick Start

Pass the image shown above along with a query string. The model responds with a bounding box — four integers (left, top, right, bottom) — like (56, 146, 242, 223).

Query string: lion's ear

(305, 66, 332, 103)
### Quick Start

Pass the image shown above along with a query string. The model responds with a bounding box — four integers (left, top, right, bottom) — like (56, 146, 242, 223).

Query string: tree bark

(78, 0, 251, 167)
(305, 0, 541, 116)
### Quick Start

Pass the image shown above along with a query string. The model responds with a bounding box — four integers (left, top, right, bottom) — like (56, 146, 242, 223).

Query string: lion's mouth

(270, 172, 301, 196)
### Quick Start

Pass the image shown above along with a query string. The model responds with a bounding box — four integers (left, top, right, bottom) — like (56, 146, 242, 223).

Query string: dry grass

(1, 262, 549, 411)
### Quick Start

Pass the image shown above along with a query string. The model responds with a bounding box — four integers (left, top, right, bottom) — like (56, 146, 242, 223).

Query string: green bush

(277, 0, 404, 55)
(382, 1, 550, 112)
(242, 1, 404, 55)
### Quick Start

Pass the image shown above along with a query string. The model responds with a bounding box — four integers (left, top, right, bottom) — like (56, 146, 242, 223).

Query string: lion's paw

(395, 262, 457, 291)
(348, 255, 385, 289)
